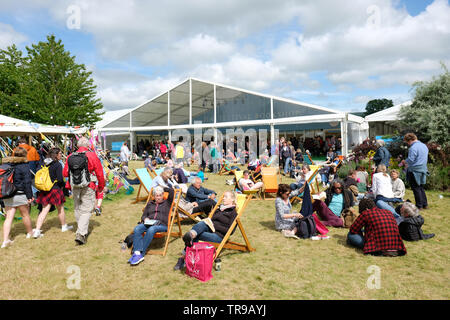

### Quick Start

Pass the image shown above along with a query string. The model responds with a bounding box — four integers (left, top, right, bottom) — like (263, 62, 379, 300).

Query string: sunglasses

(335, 186, 343, 190)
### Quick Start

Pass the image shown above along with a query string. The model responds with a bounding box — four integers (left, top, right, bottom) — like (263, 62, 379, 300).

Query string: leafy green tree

(397, 63, 450, 149)
(0, 34, 103, 127)
(364, 98, 393, 116)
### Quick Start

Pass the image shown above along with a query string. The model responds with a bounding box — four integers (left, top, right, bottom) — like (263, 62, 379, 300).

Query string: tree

(364, 98, 393, 116)
(0, 34, 103, 127)
(397, 63, 450, 149)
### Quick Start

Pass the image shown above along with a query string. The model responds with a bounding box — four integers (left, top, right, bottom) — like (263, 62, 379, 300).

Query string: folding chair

(132, 168, 154, 204)
(234, 170, 262, 200)
(150, 167, 164, 179)
(261, 167, 279, 200)
(290, 166, 321, 205)
(177, 198, 204, 223)
(132, 188, 183, 256)
(218, 158, 235, 175)
(202, 193, 255, 258)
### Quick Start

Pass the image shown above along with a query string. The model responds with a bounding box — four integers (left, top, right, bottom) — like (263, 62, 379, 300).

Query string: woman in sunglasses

(312, 179, 354, 227)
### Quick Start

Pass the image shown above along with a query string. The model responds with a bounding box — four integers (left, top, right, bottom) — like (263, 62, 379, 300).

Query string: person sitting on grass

(397, 201, 434, 241)
(372, 164, 403, 223)
(390, 169, 405, 201)
(173, 190, 238, 270)
(128, 186, 174, 266)
(275, 184, 303, 239)
(347, 198, 407, 257)
(344, 169, 360, 201)
(238, 170, 264, 193)
(312, 179, 354, 227)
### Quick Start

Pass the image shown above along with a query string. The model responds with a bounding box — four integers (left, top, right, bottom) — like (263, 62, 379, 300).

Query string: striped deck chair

(290, 165, 321, 205)
(234, 170, 262, 200)
(132, 168, 153, 203)
(202, 193, 255, 258)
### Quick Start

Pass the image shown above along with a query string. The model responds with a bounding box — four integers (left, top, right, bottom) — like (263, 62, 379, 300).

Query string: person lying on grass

(173, 190, 237, 271)
(128, 186, 174, 266)
(275, 184, 302, 240)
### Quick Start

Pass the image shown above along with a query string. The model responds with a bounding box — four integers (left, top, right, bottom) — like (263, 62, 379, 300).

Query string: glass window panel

(273, 100, 333, 119)
(131, 93, 168, 127)
(169, 80, 190, 125)
(216, 86, 271, 123)
(191, 80, 214, 124)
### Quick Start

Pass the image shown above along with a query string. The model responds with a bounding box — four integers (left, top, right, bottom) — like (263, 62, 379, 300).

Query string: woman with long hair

(33, 148, 72, 238)
(1, 147, 34, 248)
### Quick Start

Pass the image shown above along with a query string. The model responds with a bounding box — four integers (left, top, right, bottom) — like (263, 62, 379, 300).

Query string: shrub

(426, 163, 450, 191)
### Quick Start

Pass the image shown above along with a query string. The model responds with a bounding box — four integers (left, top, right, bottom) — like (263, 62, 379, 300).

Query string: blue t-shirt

(328, 193, 344, 217)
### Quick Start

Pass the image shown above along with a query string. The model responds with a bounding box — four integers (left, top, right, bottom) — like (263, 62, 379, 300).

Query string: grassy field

(1, 160, 449, 300)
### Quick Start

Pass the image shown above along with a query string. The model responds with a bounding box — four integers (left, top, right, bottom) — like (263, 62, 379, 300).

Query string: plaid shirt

(350, 207, 406, 255)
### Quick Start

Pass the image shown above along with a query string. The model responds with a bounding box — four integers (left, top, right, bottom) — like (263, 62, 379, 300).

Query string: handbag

(185, 242, 216, 282)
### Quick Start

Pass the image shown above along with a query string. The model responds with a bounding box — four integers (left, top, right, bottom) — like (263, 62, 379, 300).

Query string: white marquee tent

(98, 78, 369, 156)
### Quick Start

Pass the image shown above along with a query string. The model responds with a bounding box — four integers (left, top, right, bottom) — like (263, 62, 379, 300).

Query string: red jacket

(63, 147, 105, 192)
(350, 207, 406, 255)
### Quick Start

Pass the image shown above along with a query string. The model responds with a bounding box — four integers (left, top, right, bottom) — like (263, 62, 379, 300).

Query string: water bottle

(214, 258, 221, 272)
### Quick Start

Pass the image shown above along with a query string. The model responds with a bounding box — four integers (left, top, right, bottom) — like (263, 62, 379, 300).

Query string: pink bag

(185, 242, 216, 282)
(313, 213, 329, 235)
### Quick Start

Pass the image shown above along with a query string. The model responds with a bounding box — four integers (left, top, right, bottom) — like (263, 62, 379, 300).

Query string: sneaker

(282, 230, 300, 240)
(61, 225, 74, 232)
(129, 253, 145, 266)
(173, 257, 185, 271)
(94, 207, 102, 216)
(75, 233, 87, 245)
(311, 236, 321, 240)
(33, 229, 44, 239)
(26, 232, 33, 239)
(1, 239, 13, 248)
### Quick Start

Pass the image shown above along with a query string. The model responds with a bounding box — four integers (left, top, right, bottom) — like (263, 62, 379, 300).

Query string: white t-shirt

(372, 172, 395, 198)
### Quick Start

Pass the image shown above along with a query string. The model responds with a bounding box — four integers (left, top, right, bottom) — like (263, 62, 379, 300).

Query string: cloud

(0, 23, 27, 49)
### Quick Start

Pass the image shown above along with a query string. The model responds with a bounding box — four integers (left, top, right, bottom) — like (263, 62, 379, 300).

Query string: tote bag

(185, 242, 216, 282)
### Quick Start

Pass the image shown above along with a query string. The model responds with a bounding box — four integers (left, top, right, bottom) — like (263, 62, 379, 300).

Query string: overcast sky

(1, 0, 449, 114)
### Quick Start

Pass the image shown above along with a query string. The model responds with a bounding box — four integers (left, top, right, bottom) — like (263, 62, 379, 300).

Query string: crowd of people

(1, 137, 105, 248)
(1, 132, 435, 268)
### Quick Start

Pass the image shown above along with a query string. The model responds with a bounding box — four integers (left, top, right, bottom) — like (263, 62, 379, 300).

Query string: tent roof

(99, 77, 365, 131)
(365, 101, 412, 122)
(0, 114, 87, 136)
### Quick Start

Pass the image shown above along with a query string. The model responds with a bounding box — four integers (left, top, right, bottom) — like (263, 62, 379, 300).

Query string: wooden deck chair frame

(202, 193, 255, 258)
(177, 202, 204, 223)
(290, 166, 321, 205)
(134, 188, 183, 257)
(261, 167, 279, 200)
(218, 158, 235, 175)
(234, 170, 262, 200)
(132, 167, 154, 204)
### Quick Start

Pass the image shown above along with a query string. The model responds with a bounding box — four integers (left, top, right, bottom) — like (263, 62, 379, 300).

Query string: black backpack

(296, 215, 317, 239)
(0, 164, 16, 199)
(68, 151, 90, 188)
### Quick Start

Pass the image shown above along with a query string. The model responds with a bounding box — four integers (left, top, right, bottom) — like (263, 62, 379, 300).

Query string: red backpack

(0, 164, 17, 199)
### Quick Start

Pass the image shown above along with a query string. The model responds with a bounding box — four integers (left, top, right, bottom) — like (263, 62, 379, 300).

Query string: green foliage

(426, 163, 450, 192)
(337, 161, 357, 179)
(364, 98, 393, 116)
(0, 34, 103, 127)
(397, 63, 450, 149)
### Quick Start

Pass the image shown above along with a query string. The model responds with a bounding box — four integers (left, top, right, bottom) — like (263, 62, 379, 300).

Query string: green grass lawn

(1, 160, 449, 300)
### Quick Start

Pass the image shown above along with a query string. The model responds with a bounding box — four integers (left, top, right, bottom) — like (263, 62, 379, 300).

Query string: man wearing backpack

(63, 137, 105, 245)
